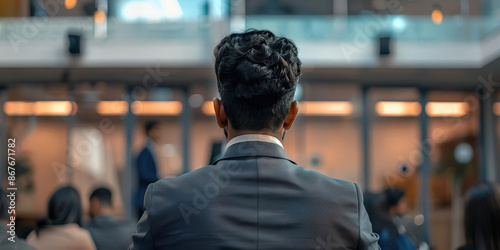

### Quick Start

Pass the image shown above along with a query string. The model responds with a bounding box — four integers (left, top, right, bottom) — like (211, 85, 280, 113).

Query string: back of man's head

(0, 188, 10, 221)
(214, 29, 302, 131)
(90, 187, 112, 207)
(144, 121, 160, 139)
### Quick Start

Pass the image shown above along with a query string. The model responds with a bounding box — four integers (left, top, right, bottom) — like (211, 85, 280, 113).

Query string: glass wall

(364, 88, 481, 249)
(5, 84, 72, 237)
(367, 88, 420, 192)
(2, 82, 492, 249)
(426, 91, 480, 250)
(291, 84, 361, 184)
(3, 83, 185, 234)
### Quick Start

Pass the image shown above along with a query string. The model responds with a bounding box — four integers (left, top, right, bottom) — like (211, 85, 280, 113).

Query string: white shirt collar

(146, 138, 156, 151)
(226, 134, 284, 150)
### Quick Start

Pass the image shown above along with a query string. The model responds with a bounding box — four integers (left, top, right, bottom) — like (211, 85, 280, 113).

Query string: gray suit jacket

(130, 141, 379, 249)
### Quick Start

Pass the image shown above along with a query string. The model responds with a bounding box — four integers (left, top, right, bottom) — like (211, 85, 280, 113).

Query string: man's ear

(213, 98, 227, 129)
(283, 101, 298, 130)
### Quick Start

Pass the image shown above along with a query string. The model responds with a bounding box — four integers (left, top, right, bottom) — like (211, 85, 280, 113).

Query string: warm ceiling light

(33, 101, 76, 116)
(375, 101, 421, 117)
(426, 102, 468, 117)
(201, 101, 215, 115)
(4, 101, 76, 116)
(131, 101, 182, 116)
(4, 102, 34, 116)
(65, 0, 77, 9)
(300, 101, 353, 116)
(94, 10, 106, 24)
(96, 101, 128, 116)
(431, 7, 443, 25)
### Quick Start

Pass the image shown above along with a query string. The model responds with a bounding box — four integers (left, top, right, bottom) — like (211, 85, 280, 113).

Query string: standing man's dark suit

(135, 140, 159, 218)
(130, 139, 379, 249)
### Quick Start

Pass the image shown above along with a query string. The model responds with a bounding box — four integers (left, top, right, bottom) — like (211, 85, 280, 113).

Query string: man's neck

(96, 206, 115, 216)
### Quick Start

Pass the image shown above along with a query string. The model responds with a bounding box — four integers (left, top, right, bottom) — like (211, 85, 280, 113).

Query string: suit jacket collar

(211, 141, 297, 165)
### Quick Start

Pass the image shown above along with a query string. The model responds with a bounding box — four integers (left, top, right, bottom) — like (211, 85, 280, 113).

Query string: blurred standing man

(85, 187, 136, 250)
(130, 30, 379, 249)
(135, 121, 160, 219)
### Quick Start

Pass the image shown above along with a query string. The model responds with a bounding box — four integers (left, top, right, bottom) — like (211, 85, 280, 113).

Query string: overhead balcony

(1, 15, 500, 86)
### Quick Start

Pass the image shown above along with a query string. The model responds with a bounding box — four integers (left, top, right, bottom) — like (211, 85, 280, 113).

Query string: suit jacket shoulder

(131, 141, 379, 249)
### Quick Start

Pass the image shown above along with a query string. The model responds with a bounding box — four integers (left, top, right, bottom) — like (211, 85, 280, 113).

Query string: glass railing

(0, 17, 94, 41)
(0, 17, 213, 41)
(245, 15, 500, 42)
(1, 15, 500, 42)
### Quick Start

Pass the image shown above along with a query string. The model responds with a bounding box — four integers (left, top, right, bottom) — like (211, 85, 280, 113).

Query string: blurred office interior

(1, 0, 500, 249)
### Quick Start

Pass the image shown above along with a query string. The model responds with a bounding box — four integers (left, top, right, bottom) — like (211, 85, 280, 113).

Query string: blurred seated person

(85, 186, 135, 250)
(0, 188, 36, 250)
(27, 186, 96, 250)
(457, 182, 500, 250)
(371, 188, 417, 250)
(135, 121, 160, 219)
(129, 30, 379, 249)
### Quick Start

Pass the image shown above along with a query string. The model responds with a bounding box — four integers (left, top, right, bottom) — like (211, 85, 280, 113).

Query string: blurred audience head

(0, 188, 11, 221)
(384, 188, 407, 216)
(366, 188, 406, 239)
(464, 182, 500, 250)
(89, 186, 113, 218)
(35, 186, 83, 236)
(213, 29, 302, 132)
(144, 121, 160, 141)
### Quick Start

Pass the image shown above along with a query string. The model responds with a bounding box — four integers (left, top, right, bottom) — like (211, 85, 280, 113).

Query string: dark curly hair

(214, 29, 302, 131)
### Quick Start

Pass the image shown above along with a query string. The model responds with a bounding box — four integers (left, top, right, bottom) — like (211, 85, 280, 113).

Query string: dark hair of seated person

(213, 29, 302, 131)
(90, 186, 112, 206)
(35, 186, 83, 236)
(463, 182, 500, 250)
